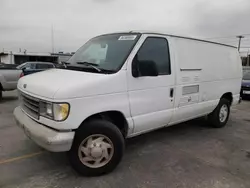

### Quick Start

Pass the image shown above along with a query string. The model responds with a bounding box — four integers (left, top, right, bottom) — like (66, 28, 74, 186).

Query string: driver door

(127, 35, 175, 135)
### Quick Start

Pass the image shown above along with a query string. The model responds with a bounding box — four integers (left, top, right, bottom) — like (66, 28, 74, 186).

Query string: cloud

(0, 0, 250, 52)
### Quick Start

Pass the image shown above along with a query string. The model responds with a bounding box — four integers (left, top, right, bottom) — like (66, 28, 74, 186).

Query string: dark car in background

(241, 71, 250, 99)
(17, 62, 55, 76)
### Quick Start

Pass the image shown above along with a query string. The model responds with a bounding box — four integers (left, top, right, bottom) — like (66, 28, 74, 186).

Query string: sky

(1, 0, 250, 54)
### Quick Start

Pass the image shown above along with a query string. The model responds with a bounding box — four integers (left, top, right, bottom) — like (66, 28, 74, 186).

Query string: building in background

(0, 51, 73, 65)
(51, 52, 74, 63)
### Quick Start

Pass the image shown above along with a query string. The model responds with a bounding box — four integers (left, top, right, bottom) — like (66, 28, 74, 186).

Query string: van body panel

(15, 31, 242, 140)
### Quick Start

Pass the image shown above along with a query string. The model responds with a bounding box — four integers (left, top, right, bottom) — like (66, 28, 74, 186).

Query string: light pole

(237, 35, 244, 51)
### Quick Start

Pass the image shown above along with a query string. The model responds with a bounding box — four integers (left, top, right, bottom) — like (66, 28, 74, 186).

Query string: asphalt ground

(1, 90, 250, 188)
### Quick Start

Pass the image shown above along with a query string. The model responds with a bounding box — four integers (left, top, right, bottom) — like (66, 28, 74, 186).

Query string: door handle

(170, 88, 174, 98)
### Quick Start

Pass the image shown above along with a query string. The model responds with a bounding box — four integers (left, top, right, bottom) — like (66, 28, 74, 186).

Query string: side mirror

(132, 60, 158, 77)
(22, 67, 26, 71)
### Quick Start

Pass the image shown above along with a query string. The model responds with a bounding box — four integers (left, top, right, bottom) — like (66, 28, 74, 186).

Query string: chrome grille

(20, 92, 40, 119)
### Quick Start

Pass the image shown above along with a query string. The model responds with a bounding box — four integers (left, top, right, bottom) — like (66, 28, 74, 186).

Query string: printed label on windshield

(118, 35, 137, 40)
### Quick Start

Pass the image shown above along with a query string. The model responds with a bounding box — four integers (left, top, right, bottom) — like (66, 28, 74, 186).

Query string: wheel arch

(220, 92, 233, 105)
(79, 110, 129, 138)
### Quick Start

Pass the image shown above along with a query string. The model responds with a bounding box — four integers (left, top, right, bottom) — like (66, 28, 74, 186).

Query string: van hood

(18, 69, 126, 100)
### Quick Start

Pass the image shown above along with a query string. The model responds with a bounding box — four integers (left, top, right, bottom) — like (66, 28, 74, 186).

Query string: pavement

(1, 90, 250, 188)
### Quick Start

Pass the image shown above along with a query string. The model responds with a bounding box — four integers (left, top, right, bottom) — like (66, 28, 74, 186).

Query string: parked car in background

(243, 66, 250, 74)
(0, 66, 22, 100)
(17, 62, 55, 76)
(14, 32, 242, 176)
(54, 62, 67, 69)
(241, 71, 250, 99)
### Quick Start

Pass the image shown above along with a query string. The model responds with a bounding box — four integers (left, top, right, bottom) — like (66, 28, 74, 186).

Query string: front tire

(208, 98, 230, 128)
(69, 119, 125, 176)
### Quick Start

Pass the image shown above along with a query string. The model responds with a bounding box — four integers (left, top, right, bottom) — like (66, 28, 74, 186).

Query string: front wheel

(208, 98, 230, 128)
(69, 119, 125, 176)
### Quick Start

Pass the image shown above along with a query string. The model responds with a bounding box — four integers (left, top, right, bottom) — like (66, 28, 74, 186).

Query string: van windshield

(67, 33, 140, 73)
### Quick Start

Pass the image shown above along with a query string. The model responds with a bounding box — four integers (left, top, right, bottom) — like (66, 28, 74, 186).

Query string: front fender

(39, 92, 134, 135)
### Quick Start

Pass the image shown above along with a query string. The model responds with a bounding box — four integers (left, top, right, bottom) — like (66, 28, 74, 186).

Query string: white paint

(15, 32, 242, 152)
(0, 69, 22, 90)
(126, 34, 175, 134)
(182, 85, 199, 95)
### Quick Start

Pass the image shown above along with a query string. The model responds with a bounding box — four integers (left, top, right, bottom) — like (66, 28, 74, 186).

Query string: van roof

(102, 31, 237, 49)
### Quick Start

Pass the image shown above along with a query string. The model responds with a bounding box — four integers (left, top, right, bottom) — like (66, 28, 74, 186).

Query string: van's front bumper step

(14, 106, 75, 152)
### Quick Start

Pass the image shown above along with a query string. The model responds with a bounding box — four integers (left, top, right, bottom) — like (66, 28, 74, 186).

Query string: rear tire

(208, 98, 230, 128)
(69, 119, 125, 176)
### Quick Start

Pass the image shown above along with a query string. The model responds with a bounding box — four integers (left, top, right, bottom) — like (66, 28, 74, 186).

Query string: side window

(30, 63, 36, 69)
(36, 64, 50, 69)
(26, 63, 35, 70)
(135, 37, 171, 76)
(47, 64, 54, 68)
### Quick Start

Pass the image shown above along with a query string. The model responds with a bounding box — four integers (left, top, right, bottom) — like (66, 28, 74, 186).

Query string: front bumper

(14, 106, 75, 152)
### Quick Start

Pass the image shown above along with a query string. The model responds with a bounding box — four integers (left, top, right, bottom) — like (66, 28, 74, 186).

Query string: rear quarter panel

(170, 38, 242, 123)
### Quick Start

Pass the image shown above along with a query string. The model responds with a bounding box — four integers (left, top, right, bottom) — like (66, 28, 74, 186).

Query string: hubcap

(78, 134, 114, 168)
(219, 104, 228, 123)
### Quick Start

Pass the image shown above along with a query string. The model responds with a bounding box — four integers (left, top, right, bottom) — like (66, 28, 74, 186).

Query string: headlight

(39, 101, 70, 121)
(53, 103, 70, 121)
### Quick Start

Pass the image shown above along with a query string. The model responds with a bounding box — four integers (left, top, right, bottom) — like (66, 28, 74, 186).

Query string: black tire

(208, 98, 230, 128)
(69, 119, 125, 176)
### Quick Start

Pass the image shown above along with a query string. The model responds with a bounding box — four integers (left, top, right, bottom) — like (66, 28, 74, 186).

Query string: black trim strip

(180, 68, 202, 71)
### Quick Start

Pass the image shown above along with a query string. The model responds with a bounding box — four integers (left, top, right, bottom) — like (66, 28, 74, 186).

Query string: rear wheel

(208, 98, 230, 128)
(69, 119, 125, 176)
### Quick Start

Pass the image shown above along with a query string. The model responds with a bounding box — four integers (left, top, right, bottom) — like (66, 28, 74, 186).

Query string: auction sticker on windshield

(118, 35, 137, 40)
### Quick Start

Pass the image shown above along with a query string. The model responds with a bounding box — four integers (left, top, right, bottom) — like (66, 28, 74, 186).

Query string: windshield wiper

(68, 61, 116, 74)
(76, 61, 101, 72)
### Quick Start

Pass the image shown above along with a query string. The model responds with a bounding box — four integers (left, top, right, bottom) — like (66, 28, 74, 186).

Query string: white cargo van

(14, 32, 242, 176)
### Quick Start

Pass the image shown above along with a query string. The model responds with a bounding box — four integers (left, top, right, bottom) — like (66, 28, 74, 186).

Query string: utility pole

(237, 35, 244, 51)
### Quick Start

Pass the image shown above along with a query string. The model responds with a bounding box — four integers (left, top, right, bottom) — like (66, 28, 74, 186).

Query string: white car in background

(0, 64, 22, 100)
